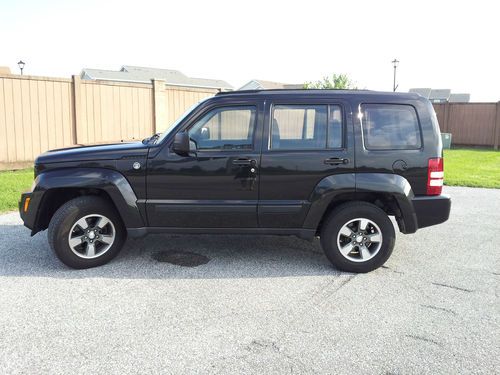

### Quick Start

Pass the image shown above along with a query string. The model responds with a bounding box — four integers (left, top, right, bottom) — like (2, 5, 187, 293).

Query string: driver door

(146, 102, 263, 228)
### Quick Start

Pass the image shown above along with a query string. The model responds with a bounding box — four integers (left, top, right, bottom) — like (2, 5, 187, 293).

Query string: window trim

(359, 103, 424, 151)
(268, 103, 345, 152)
(185, 104, 258, 152)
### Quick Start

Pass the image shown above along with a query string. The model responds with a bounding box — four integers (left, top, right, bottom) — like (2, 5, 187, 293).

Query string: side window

(360, 104, 422, 150)
(271, 105, 343, 150)
(189, 106, 256, 151)
(328, 105, 343, 148)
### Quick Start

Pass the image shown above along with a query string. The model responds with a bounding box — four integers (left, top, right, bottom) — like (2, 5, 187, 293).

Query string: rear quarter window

(360, 104, 422, 150)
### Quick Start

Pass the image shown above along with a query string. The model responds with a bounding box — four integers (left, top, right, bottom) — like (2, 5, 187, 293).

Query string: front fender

(27, 168, 145, 232)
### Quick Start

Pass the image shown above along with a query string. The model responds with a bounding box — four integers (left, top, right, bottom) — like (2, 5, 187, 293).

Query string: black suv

(19, 90, 450, 272)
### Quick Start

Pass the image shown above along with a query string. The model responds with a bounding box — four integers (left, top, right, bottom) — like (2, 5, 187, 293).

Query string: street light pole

(392, 59, 399, 92)
(17, 60, 25, 75)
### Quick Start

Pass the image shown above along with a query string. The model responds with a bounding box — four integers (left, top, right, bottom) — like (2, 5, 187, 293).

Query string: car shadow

(0, 224, 344, 279)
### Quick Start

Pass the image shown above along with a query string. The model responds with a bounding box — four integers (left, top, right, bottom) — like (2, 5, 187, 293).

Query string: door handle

(324, 157, 349, 165)
(232, 158, 256, 166)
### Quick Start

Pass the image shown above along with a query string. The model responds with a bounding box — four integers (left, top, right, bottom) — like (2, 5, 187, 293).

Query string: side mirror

(172, 131, 190, 156)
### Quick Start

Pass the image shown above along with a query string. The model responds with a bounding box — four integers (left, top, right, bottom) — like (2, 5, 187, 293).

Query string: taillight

(427, 157, 444, 195)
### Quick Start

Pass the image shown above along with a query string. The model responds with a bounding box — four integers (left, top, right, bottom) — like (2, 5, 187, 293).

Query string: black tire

(320, 202, 395, 273)
(48, 196, 126, 269)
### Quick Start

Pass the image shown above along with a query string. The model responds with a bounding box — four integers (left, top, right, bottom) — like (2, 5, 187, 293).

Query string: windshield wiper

(142, 133, 161, 145)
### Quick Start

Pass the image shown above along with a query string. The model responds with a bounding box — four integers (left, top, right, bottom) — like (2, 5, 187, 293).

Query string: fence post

(494, 101, 500, 150)
(71, 75, 81, 145)
(443, 102, 451, 134)
(152, 79, 166, 133)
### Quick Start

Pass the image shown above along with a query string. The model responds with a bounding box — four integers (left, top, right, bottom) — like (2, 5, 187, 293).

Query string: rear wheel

(48, 196, 126, 269)
(320, 202, 395, 273)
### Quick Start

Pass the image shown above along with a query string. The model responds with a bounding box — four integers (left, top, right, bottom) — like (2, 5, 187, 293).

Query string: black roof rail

(215, 88, 375, 96)
(216, 89, 261, 95)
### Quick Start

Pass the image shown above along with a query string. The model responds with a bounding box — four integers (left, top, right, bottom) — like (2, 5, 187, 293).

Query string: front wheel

(48, 196, 126, 269)
(320, 202, 395, 273)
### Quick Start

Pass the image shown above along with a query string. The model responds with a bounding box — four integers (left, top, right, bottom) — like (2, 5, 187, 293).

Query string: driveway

(0, 186, 498, 374)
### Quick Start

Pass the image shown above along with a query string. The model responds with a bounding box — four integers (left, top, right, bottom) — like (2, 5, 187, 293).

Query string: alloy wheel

(68, 214, 116, 259)
(336, 217, 383, 262)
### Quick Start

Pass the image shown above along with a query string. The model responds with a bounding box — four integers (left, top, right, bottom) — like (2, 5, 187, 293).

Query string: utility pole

(392, 59, 399, 92)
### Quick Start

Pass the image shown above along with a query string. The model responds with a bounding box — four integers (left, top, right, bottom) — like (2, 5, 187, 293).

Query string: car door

(146, 100, 263, 228)
(258, 98, 355, 228)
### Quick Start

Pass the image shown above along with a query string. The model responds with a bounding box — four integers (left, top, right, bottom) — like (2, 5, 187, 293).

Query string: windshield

(154, 98, 209, 144)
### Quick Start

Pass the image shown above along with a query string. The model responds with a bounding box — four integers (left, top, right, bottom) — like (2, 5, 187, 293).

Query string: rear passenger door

(258, 99, 355, 228)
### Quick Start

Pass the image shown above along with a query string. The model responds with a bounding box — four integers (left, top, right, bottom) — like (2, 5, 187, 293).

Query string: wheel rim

(336, 217, 383, 263)
(68, 214, 116, 259)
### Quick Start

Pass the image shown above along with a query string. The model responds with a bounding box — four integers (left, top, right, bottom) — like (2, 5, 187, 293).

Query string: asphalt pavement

(0, 186, 498, 374)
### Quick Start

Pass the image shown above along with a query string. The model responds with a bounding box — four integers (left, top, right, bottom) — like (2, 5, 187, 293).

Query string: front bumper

(19, 192, 38, 233)
(412, 194, 451, 229)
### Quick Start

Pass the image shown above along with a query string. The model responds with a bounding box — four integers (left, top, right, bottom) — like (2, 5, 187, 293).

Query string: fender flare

(32, 168, 145, 231)
(302, 173, 418, 234)
(302, 173, 356, 229)
(355, 173, 418, 233)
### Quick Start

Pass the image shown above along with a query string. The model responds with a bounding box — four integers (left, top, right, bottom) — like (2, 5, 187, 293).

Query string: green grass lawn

(0, 148, 498, 213)
(444, 148, 500, 189)
(0, 168, 34, 213)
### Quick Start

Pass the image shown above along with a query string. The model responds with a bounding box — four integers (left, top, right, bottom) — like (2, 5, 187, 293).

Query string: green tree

(304, 73, 357, 89)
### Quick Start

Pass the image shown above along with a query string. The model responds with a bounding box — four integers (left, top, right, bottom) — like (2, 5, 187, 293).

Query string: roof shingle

(81, 65, 233, 90)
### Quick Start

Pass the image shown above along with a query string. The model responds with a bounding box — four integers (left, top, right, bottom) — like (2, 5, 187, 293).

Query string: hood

(35, 142, 149, 165)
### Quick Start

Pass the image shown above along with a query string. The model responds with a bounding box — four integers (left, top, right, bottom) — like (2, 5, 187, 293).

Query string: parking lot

(0, 186, 498, 374)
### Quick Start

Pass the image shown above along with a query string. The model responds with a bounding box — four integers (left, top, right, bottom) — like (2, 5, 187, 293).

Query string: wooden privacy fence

(433, 102, 500, 149)
(0, 73, 219, 170)
(1, 74, 499, 170)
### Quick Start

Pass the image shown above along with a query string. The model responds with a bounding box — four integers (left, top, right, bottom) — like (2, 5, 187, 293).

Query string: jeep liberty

(19, 90, 451, 272)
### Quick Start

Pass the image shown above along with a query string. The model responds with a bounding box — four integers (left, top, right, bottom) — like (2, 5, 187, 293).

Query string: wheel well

(316, 193, 402, 235)
(35, 188, 117, 232)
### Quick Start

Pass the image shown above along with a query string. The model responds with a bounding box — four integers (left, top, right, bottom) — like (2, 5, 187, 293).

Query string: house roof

(448, 93, 471, 103)
(239, 79, 303, 90)
(429, 89, 451, 101)
(0, 66, 11, 75)
(81, 65, 233, 90)
(409, 88, 470, 102)
(409, 88, 432, 98)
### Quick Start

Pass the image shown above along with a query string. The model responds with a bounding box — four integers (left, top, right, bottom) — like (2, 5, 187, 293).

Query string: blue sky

(1, 0, 498, 101)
